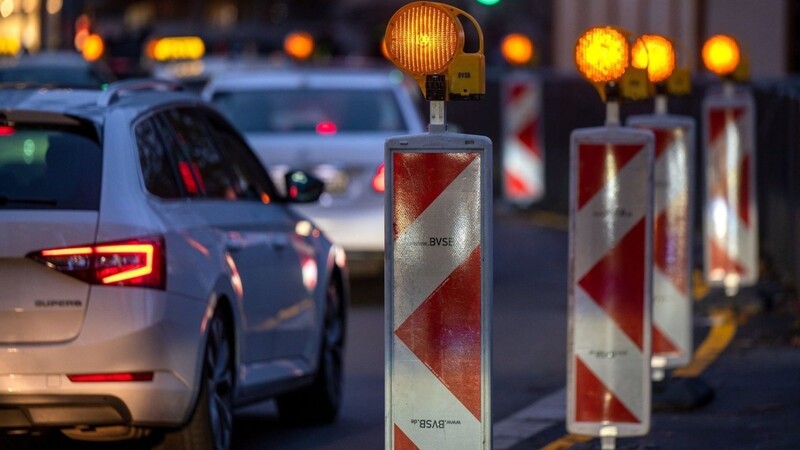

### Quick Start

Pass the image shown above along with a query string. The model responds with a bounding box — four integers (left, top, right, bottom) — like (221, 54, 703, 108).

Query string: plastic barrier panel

(628, 115, 695, 370)
(702, 87, 758, 290)
(385, 131, 492, 450)
(567, 126, 654, 437)
(502, 72, 544, 206)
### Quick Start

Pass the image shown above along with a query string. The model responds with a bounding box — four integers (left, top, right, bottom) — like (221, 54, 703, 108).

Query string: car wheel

(277, 278, 345, 425)
(159, 314, 234, 450)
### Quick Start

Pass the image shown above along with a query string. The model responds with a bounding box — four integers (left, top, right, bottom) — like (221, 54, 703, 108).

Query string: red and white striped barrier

(502, 72, 544, 206)
(567, 127, 654, 437)
(628, 115, 695, 370)
(703, 87, 758, 291)
(386, 133, 492, 449)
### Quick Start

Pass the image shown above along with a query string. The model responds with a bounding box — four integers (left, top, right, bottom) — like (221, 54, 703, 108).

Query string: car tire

(277, 278, 345, 425)
(158, 313, 234, 450)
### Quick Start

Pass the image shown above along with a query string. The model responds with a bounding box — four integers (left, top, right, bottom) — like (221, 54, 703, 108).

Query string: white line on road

(493, 388, 566, 449)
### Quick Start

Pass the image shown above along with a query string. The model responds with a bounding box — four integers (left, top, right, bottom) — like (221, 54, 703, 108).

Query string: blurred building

(0, 0, 791, 78)
(554, 0, 788, 78)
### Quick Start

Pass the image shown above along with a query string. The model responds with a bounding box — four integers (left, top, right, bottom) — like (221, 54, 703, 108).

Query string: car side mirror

(284, 170, 324, 203)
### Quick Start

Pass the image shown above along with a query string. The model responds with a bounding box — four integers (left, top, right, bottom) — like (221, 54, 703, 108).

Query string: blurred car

(0, 80, 348, 448)
(202, 67, 426, 276)
(151, 54, 292, 93)
(0, 51, 115, 88)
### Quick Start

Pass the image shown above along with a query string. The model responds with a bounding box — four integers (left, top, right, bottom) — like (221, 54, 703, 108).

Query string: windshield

(0, 123, 102, 210)
(211, 88, 408, 133)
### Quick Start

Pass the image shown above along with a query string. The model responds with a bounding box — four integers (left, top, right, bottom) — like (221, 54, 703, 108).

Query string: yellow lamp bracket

(649, 36, 692, 96)
(732, 53, 750, 83)
(384, 2, 485, 102)
(665, 67, 692, 96)
(619, 66, 650, 101)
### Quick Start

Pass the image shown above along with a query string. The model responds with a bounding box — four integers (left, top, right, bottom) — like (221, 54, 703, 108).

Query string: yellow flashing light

(631, 34, 675, 83)
(384, 1, 485, 100)
(501, 33, 534, 66)
(82, 34, 104, 62)
(284, 31, 315, 60)
(0, 36, 20, 56)
(702, 34, 740, 77)
(631, 38, 648, 70)
(575, 27, 629, 84)
(385, 2, 461, 75)
(149, 36, 205, 62)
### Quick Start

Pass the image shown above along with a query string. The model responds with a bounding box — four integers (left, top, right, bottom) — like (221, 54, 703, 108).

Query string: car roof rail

(97, 78, 183, 107)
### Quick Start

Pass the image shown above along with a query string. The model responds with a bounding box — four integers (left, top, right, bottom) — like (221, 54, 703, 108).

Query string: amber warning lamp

(501, 33, 534, 66)
(631, 34, 690, 96)
(384, 2, 485, 101)
(702, 33, 749, 82)
(574, 26, 630, 103)
(631, 34, 675, 84)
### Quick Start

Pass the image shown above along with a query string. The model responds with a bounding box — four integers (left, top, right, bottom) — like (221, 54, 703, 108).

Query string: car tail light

(29, 236, 165, 289)
(372, 163, 385, 193)
(68, 372, 154, 382)
(316, 121, 337, 135)
(0, 125, 15, 136)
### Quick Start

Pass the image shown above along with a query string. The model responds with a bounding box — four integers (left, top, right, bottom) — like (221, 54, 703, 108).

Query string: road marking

(673, 307, 737, 378)
(493, 388, 566, 449)
(692, 269, 710, 301)
(509, 305, 738, 449)
(540, 433, 593, 450)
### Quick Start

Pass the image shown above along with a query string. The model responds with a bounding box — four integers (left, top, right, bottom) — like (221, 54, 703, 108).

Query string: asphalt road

(5, 209, 570, 449)
(234, 209, 570, 449)
(235, 211, 567, 450)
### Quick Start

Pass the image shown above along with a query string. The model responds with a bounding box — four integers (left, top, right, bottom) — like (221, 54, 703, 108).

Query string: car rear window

(211, 88, 407, 133)
(0, 123, 101, 210)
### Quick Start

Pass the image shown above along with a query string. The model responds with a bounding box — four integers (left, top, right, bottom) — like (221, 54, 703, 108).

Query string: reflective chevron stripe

(388, 148, 490, 450)
(629, 115, 696, 369)
(502, 73, 544, 206)
(567, 127, 654, 437)
(703, 91, 759, 288)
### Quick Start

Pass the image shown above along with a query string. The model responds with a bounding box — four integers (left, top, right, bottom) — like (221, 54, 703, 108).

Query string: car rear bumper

(0, 288, 208, 428)
(0, 394, 130, 428)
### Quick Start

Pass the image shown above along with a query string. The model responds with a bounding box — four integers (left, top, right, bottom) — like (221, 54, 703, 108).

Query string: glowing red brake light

(68, 372, 154, 382)
(372, 163, 385, 193)
(30, 237, 165, 289)
(0, 125, 15, 136)
(316, 121, 337, 135)
(177, 161, 204, 195)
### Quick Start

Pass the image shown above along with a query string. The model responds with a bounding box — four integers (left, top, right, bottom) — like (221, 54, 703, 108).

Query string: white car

(202, 67, 425, 276)
(0, 80, 348, 449)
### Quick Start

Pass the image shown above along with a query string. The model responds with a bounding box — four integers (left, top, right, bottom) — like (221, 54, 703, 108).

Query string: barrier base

(652, 376, 714, 411)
